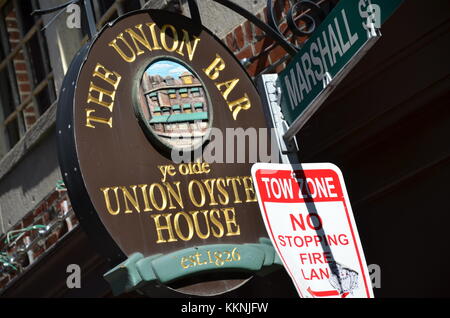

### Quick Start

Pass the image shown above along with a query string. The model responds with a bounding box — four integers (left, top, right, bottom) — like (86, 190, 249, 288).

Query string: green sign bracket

(103, 238, 282, 296)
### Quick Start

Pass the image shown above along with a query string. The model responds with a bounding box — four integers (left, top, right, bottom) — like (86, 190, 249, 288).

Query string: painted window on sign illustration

(138, 59, 210, 149)
(0, 0, 56, 157)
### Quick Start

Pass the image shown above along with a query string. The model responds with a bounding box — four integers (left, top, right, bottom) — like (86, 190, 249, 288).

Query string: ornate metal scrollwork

(35, 0, 337, 57)
(267, 0, 336, 49)
(188, 0, 337, 57)
(286, 1, 325, 36)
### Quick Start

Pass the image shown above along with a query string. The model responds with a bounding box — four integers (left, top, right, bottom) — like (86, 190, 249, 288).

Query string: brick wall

(4, 7, 38, 129)
(222, 4, 305, 78)
(0, 189, 78, 290)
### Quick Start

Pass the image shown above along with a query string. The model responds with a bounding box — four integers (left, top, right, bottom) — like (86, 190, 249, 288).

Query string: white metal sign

(252, 163, 373, 298)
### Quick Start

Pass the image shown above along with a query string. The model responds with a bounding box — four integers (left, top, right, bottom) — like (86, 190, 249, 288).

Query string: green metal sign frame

(104, 238, 281, 296)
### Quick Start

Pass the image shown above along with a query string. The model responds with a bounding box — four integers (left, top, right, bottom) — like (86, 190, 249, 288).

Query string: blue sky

(146, 60, 192, 79)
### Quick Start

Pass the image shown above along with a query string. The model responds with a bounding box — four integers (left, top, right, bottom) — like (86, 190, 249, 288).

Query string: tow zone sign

(251, 163, 373, 298)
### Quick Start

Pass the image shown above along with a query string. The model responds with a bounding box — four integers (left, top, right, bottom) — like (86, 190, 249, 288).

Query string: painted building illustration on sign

(139, 60, 209, 149)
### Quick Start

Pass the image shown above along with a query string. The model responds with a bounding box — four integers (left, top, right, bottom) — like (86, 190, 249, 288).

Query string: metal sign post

(83, 0, 97, 39)
(256, 74, 299, 165)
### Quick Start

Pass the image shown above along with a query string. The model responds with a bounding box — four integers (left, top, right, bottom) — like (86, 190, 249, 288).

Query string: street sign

(251, 163, 373, 298)
(279, 0, 403, 140)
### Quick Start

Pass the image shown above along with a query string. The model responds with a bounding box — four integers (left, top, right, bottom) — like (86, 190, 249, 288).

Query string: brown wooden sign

(58, 10, 272, 296)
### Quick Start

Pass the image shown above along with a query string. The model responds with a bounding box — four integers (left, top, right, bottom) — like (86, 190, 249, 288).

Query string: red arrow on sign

(307, 287, 349, 298)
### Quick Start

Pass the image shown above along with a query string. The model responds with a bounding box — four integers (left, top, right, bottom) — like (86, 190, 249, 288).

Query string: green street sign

(279, 0, 403, 140)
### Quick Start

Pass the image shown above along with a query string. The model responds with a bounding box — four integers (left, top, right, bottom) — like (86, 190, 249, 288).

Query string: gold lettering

(160, 24, 179, 52)
(92, 63, 121, 89)
(222, 207, 241, 236)
(202, 179, 218, 206)
(100, 187, 120, 215)
(209, 209, 224, 238)
(85, 65, 120, 129)
(202, 162, 211, 174)
(108, 33, 136, 63)
(241, 176, 257, 203)
(196, 252, 207, 265)
(226, 177, 242, 204)
(203, 54, 225, 80)
(188, 180, 206, 207)
(158, 165, 176, 182)
(216, 178, 230, 205)
(87, 82, 116, 111)
(85, 109, 112, 128)
(178, 29, 200, 61)
(147, 23, 162, 50)
(190, 210, 210, 239)
(151, 213, 177, 243)
(149, 183, 167, 211)
(174, 212, 194, 241)
(228, 94, 251, 120)
(216, 78, 239, 101)
(120, 185, 140, 213)
(138, 184, 152, 212)
(181, 256, 190, 269)
(125, 24, 152, 55)
(163, 181, 184, 210)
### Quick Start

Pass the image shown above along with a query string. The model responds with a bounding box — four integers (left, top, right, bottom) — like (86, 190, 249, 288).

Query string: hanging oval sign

(57, 9, 278, 296)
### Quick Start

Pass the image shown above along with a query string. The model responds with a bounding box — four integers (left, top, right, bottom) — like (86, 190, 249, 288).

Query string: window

(168, 89, 177, 99)
(172, 104, 181, 113)
(148, 92, 158, 102)
(183, 104, 192, 113)
(0, 0, 55, 156)
(194, 102, 204, 112)
(0, 0, 182, 157)
(179, 88, 188, 98)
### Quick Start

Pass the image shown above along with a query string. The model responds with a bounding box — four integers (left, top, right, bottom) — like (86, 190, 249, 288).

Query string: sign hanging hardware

(33, 0, 339, 59)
